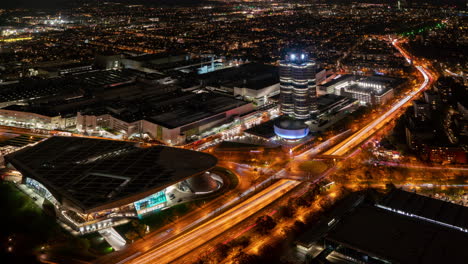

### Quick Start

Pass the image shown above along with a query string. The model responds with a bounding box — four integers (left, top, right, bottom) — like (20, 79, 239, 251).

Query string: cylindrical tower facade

(279, 61, 294, 116)
(279, 53, 316, 119)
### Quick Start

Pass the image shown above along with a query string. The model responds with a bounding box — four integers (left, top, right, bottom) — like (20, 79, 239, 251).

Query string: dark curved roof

(5, 137, 217, 213)
(274, 117, 308, 130)
(186, 173, 219, 193)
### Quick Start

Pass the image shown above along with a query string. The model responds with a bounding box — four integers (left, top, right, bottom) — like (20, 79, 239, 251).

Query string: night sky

(1, 0, 466, 9)
(0, 0, 207, 9)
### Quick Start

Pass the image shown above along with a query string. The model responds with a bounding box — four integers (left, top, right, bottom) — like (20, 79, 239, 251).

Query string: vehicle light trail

(295, 129, 351, 158)
(324, 40, 433, 156)
(126, 180, 299, 264)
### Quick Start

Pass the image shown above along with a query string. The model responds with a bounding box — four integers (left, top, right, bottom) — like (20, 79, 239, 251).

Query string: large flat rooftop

(146, 92, 250, 129)
(5, 137, 217, 213)
(200, 63, 278, 89)
(71, 69, 136, 88)
(89, 91, 251, 129)
(378, 189, 468, 231)
(326, 204, 468, 263)
(0, 69, 138, 105)
(296, 189, 468, 263)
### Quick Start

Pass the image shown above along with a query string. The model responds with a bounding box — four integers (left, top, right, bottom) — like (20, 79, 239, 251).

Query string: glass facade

(25, 177, 58, 204)
(274, 125, 309, 140)
(279, 65, 294, 116)
(134, 190, 167, 216)
(279, 53, 317, 119)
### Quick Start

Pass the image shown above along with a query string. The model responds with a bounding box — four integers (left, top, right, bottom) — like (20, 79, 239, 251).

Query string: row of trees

(195, 183, 348, 264)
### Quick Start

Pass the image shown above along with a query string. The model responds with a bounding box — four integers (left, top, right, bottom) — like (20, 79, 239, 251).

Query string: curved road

(127, 180, 299, 264)
(325, 40, 434, 156)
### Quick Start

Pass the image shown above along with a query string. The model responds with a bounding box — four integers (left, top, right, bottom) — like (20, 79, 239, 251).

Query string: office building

(279, 52, 317, 119)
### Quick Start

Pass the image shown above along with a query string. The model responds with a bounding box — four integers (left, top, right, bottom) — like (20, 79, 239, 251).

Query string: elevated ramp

(99, 227, 127, 251)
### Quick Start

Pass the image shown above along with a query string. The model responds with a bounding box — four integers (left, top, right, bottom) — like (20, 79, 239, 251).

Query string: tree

(228, 236, 250, 248)
(214, 243, 230, 260)
(255, 215, 277, 235)
(385, 182, 396, 191)
(131, 220, 147, 238)
(319, 199, 333, 211)
(294, 197, 310, 208)
(233, 252, 260, 264)
(125, 231, 139, 241)
(303, 186, 320, 202)
(257, 239, 284, 264)
(278, 205, 295, 219)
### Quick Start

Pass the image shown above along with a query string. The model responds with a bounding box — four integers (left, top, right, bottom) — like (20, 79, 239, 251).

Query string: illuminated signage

(134, 190, 167, 216)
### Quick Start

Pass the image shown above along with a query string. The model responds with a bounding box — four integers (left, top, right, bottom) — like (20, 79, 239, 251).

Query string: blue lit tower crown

(279, 53, 317, 120)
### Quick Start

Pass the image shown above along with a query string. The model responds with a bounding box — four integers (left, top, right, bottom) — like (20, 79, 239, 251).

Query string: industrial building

(320, 75, 402, 105)
(121, 52, 191, 73)
(296, 189, 468, 263)
(0, 67, 253, 145)
(77, 92, 253, 145)
(202, 63, 280, 104)
(37, 62, 94, 77)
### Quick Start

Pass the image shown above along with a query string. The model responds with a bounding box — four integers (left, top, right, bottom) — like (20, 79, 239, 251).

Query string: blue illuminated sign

(134, 190, 167, 215)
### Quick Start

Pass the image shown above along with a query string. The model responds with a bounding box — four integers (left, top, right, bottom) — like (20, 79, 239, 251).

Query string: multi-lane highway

(126, 180, 299, 264)
(324, 39, 434, 156)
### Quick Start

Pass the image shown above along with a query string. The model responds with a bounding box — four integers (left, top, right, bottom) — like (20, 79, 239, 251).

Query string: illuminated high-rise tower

(279, 52, 317, 120)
